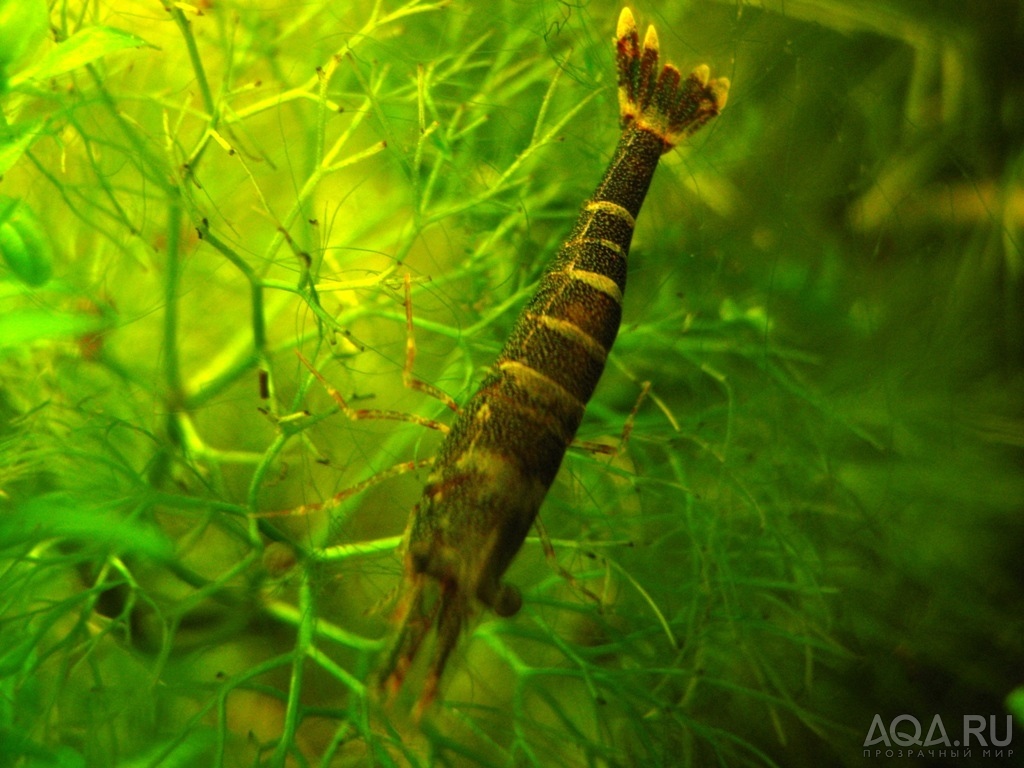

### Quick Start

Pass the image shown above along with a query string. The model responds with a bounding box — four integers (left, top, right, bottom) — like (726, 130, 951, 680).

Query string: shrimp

(376, 7, 730, 711)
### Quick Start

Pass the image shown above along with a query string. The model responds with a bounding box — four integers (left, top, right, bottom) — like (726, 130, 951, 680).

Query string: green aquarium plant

(1, 1, 1021, 767)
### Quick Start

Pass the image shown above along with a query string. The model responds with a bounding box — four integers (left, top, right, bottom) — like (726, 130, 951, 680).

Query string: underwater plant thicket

(1, 0, 1021, 766)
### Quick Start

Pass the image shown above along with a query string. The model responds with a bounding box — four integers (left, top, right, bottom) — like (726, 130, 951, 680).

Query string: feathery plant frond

(2, 1, 1021, 767)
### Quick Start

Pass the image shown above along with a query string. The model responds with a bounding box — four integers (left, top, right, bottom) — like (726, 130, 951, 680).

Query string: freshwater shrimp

(376, 7, 729, 711)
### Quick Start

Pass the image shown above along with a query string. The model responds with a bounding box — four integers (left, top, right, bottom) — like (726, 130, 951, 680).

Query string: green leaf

(0, 122, 42, 177)
(1, 493, 173, 560)
(0, 196, 18, 225)
(0, 0, 49, 71)
(0, 636, 36, 677)
(0, 198, 53, 286)
(9, 26, 154, 89)
(0, 307, 106, 350)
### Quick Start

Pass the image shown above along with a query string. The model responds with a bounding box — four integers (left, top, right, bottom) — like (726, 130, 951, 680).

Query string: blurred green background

(1, 0, 1021, 766)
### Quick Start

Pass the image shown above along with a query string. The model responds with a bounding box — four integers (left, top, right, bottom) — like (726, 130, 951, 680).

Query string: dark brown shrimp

(377, 7, 729, 712)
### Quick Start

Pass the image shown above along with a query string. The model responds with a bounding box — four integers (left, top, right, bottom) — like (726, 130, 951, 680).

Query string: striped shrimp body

(377, 8, 729, 709)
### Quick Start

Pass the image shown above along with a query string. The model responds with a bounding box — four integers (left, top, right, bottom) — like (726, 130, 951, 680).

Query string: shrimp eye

(492, 584, 522, 617)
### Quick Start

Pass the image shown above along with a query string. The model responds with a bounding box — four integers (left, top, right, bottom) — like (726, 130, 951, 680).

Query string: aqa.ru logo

(863, 714, 1013, 759)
